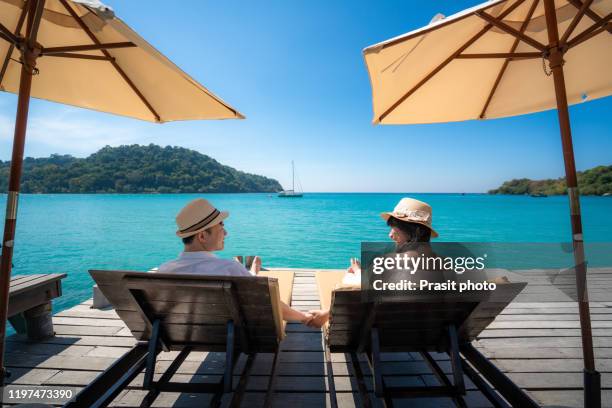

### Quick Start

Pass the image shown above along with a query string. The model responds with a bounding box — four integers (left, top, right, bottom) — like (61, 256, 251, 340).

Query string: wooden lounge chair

(316, 271, 539, 408)
(66, 270, 294, 408)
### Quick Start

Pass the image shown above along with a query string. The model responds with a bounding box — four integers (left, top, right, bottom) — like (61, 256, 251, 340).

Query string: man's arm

(281, 301, 312, 323)
(229, 261, 310, 322)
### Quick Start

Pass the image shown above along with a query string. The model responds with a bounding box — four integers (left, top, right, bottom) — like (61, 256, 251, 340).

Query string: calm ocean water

(1, 193, 612, 313)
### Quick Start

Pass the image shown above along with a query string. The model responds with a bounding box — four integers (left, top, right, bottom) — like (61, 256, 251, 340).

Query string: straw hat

(380, 198, 438, 238)
(175, 198, 229, 238)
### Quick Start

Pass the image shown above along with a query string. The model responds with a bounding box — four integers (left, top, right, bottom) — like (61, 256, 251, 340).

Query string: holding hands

(302, 257, 360, 328)
(256, 256, 360, 329)
(305, 309, 329, 328)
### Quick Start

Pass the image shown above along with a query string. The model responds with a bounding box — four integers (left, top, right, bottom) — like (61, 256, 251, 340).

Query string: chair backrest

(316, 271, 526, 352)
(90, 270, 284, 353)
(326, 289, 474, 352)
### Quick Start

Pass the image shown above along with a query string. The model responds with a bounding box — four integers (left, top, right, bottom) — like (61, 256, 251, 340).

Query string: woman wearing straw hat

(307, 197, 440, 328)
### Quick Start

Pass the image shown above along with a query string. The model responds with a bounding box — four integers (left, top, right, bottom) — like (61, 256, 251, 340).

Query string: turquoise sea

(2, 193, 612, 313)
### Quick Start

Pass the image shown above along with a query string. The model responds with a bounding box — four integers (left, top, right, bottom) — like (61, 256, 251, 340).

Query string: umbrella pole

(543, 1, 600, 406)
(0, 0, 44, 385)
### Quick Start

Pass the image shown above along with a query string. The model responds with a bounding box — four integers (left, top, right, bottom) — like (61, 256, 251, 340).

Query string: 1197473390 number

(7, 388, 74, 400)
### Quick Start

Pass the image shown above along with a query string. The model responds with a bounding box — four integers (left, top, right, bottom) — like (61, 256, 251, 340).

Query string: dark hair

(182, 229, 213, 245)
(182, 235, 195, 245)
(387, 216, 431, 243)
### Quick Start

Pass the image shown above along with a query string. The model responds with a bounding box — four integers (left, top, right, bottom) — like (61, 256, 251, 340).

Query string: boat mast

(292, 160, 295, 191)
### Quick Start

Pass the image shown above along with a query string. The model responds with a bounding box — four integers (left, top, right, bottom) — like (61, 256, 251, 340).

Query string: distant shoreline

(0, 144, 282, 194)
(489, 165, 611, 197)
(1, 192, 610, 196)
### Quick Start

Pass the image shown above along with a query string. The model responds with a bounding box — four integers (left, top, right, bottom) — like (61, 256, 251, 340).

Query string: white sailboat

(278, 161, 303, 198)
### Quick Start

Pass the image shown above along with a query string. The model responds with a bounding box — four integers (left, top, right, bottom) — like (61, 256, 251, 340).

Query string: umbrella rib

(58, 0, 161, 122)
(0, 3, 28, 89)
(0, 22, 19, 46)
(475, 11, 547, 52)
(560, 0, 594, 44)
(43, 53, 113, 61)
(456, 52, 540, 59)
(42, 42, 136, 55)
(566, 0, 612, 34)
(378, 0, 527, 123)
(566, 12, 612, 48)
(0, 31, 14, 45)
(479, 0, 540, 119)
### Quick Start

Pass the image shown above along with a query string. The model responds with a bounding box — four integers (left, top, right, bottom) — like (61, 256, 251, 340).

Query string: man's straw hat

(380, 197, 438, 238)
(176, 198, 229, 238)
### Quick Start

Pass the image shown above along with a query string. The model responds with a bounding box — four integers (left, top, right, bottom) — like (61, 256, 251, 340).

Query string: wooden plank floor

(2, 268, 612, 407)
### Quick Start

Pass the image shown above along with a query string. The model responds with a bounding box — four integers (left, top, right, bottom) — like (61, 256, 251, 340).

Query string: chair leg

(64, 345, 149, 408)
(323, 341, 338, 408)
(370, 327, 384, 398)
(448, 325, 466, 395)
(461, 343, 540, 408)
(143, 319, 161, 390)
(461, 359, 511, 408)
(350, 352, 372, 408)
(224, 320, 235, 393)
(422, 351, 467, 408)
(230, 353, 255, 407)
(140, 346, 192, 408)
(263, 350, 280, 408)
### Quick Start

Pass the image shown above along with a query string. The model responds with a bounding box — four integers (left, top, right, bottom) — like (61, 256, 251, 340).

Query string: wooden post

(0, 0, 45, 384)
(543, 1, 600, 406)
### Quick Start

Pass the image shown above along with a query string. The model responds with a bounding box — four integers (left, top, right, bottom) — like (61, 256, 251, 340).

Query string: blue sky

(0, 0, 610, 192)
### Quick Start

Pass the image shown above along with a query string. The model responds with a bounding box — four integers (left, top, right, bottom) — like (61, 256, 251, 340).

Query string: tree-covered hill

(489, 165, 612, 196)
(0, 144, 283, 193)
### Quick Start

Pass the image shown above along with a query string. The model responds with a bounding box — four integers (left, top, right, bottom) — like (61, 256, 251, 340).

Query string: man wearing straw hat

(158, 198, 312, 323)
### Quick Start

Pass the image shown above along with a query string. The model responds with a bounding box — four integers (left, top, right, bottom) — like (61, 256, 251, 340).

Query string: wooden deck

(2, 268, 612, 407)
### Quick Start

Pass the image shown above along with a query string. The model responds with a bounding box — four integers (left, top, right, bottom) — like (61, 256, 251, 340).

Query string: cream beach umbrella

(0, 0, 243, 383)
(364, 0, 610, 406)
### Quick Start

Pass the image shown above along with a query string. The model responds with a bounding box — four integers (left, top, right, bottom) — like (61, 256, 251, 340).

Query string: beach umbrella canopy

(0, 0, 243, 122)
(364, 0, 611, 406)
(0, 0, 243, 383)
(364, 0, 610, 124)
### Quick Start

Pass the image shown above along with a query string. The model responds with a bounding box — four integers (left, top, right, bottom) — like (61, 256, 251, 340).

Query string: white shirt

(342, 270, 361, 286)
(157, 251, 253, 277)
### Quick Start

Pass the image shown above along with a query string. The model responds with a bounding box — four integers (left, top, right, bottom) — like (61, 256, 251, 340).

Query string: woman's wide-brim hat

(176, 198, 229, 238)
(380, 197, 439, 238)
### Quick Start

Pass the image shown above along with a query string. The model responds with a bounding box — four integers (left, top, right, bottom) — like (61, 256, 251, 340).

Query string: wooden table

(8, 273, 66, 340)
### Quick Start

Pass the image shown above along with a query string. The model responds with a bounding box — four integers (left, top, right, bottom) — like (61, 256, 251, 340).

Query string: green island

(489, 165, 612, 196)
(0, 144, 282, 193)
